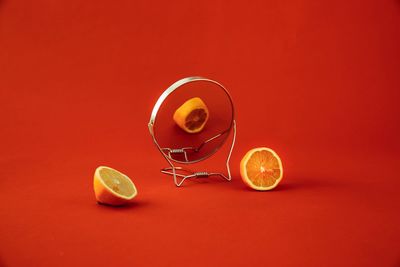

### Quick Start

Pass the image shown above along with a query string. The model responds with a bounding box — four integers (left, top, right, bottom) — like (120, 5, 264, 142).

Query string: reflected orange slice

(93, 166, 137, 206)
(240, 147, 283, 190)
(173, 97, 209, 133)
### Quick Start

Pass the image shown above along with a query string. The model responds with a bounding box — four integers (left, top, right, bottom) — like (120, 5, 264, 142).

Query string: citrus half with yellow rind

(173, 97, 209, 133)
(93, 166, 137, 206)
(240, 147, 283, 191)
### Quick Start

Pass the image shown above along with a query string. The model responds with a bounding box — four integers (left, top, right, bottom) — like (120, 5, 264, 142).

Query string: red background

(1, 0, 399, 266)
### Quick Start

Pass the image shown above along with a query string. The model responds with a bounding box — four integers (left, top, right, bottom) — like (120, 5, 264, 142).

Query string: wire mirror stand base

(149, 120, 236, 187)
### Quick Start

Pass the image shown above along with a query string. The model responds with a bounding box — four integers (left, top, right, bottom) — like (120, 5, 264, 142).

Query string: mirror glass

(151, 77, 234, 164)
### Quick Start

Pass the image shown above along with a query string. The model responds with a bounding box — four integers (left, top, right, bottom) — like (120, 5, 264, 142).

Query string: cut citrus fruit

(173, 97, 209, 133)
(93, 166, 137, 206)
(240, 147, 283, 191)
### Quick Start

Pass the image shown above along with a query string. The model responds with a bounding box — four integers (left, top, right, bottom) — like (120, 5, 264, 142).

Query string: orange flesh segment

(99, 168, 135, 197)
(245, 150, 281, 187)
(185, 108, 208, 131)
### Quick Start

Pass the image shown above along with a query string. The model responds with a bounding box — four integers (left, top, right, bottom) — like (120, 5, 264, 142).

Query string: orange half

(173, 97, 209, 133)
(240, 147, 283, 191)
(93, 166, 137, 206)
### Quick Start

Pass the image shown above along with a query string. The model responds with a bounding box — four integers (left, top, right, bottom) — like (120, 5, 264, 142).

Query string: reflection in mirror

(149, 77, 236, 186)
(160, 128, 230, 163)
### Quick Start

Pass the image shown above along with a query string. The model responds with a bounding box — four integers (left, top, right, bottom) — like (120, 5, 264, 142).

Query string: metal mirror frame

(148, 76, 236, 187)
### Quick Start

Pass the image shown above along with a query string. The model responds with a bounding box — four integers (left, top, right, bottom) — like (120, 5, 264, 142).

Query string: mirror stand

(149, 120, 236, 187)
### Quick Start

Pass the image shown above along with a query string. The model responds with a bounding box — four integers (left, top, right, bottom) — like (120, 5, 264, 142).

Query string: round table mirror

(149, 77, 236, 186)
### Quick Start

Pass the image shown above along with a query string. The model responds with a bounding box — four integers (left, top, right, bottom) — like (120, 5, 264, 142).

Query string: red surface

(1, 0, 399, 266)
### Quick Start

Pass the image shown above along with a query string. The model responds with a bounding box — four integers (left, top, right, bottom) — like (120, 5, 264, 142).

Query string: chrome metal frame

(148, 77, 236, 187)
